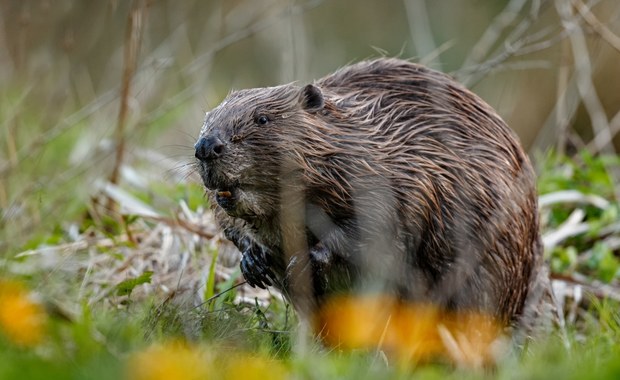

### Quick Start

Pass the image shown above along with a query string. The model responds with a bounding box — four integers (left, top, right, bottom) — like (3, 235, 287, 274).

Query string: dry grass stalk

(108, 0, 149, 211)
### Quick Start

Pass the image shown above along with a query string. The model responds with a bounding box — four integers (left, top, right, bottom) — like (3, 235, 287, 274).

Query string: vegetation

(2, 150, 620, 379)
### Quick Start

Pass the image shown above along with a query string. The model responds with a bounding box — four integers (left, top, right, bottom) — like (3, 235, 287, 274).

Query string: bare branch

(539, 189, 610, 209)
(542, 208, 589, 250)
(460, 0, 529, 71)
(109, 0, 148, 188)
(555, 39, 572, 154)
(552, 273, 620, 303)
(556, 0, 614, 155)
(586, 109, 620, 152)
(404, 0, 442, 70)
(456, 0, 558, 86)
(575, 0, 620, 53)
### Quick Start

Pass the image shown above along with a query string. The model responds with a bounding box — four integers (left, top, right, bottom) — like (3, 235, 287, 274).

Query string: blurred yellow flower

(223, 353, 288, 380)
(0, 279, 48, 347)
(127, 342, 290, 380)
(126, 341, 211, 380)
(314, 294, 503, 367)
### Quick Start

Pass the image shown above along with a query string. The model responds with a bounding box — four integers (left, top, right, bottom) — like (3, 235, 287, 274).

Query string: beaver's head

(195, 84, 326, 220)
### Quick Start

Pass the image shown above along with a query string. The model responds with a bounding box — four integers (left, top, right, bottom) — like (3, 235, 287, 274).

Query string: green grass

(0, 301, 618, 379)
(2, 132, 620, 378)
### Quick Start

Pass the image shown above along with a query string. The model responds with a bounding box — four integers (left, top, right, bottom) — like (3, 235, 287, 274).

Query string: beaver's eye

(256, 115, 269, 125)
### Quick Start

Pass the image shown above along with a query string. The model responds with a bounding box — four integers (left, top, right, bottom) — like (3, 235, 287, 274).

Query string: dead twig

(108, 0, 149, 196)
(555, 37, 572, 155)
(539, 189, 610, 209)
(542, 208, 589, 250)
(586, 110, 620, 153)
(460, 0, 530, 72)
(456, 0, 562, 86)
(574, 0, 620, 53)
(556, 0, 620, 202)
(552, 272, 620, 303)
(404, 0, 442, 70)
(556, 0, 614, 156)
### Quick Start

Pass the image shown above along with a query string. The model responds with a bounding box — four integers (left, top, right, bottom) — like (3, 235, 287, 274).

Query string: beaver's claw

(239, 239, 277, 289)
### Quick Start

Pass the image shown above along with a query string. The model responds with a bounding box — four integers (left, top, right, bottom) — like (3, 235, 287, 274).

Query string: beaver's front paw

(283, 243, 333, 294)
(239, 238, 277, 289)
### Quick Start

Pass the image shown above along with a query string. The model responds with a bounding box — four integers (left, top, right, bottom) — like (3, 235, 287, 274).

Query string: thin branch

(185, 0, 324, 76)
(575, 0, 620, 53)
(552, 273, 620, 303)
(556, 0, 614, 155)
(0, 90, 117, 178)
(404, 0, 442, 70)
(460, 0, 529, 71)
(586, 109, 620, 152)
(456, 0, 556, 86)
(109, 0, 148, 187)
(557, 0, 620, 203)
(538, 189, 610, 209)
(556, 38, 572, 155)
(542, 208, 590, 250)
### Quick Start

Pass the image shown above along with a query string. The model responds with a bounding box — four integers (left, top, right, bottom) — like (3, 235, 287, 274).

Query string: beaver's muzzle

(194, 135, 225, 161)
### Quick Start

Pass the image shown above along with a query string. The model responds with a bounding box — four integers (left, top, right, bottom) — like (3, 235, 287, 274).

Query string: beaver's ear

(299, 84, 324, 111)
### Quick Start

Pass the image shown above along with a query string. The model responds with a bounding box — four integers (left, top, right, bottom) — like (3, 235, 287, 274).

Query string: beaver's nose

(195, 136, 225, 161)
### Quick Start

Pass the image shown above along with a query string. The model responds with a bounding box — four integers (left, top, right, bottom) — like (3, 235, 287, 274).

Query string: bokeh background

(1, 0, 620, 251)
(2, 2, 620, 377)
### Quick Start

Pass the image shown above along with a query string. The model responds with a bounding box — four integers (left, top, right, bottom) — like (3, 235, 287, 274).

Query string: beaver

(194, 58, 550, 329)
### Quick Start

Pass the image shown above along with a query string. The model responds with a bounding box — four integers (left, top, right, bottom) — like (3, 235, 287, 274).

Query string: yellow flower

(223, 353, 288, 380)
(126, 341, 212, 380)
(314, 294, 503, 367)
(127, 342, 290, 380)
(315, 294, 399, 349)
(0, 279, 48, 347)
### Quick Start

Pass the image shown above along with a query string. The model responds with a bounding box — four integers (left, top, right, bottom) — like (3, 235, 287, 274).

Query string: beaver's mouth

(197, 164, 240, 211)
(214, 187, 237, 211)
(198, 162, 235, 190)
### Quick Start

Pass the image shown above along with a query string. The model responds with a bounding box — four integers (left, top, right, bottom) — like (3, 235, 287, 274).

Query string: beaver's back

(293, 59, 541, 323)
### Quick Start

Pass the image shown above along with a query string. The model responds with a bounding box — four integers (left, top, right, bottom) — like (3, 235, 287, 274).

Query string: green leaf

(115, 271, 153, 296)
(204, 249, 219, 312)
(587, 243, 620, 283)
(598, 249, 620, 284)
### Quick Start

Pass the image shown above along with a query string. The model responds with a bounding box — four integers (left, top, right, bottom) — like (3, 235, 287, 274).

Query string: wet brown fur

(195, 58, 545, 327)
